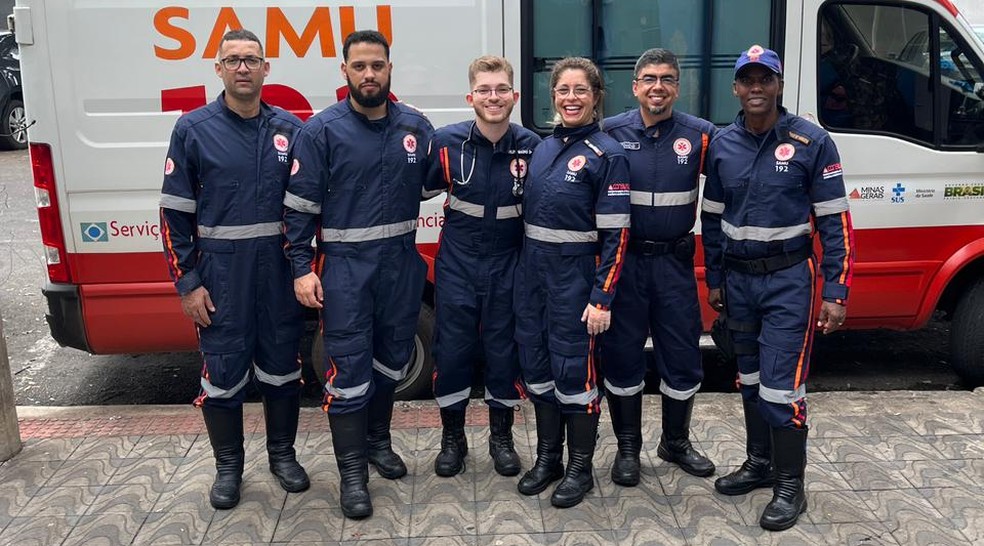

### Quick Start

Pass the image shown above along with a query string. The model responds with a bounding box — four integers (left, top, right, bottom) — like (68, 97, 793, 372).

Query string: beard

(647, 104, 668, 117)
(348, 79, 390, 109)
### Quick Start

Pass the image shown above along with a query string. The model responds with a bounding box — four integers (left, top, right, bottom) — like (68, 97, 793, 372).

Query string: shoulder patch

(583, 139, 605, 157)
(788, 131, 811, 146)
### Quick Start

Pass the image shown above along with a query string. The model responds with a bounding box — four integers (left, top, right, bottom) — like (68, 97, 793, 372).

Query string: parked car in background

(0, 30, 26, 149)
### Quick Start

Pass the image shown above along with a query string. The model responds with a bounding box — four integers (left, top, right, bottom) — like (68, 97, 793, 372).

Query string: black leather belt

(723, 244, 812, 275)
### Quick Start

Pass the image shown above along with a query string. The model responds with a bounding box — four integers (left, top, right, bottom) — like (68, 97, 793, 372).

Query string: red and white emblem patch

(164, 157, 175, 175)
(403, 134, 417, 153)
(775, 143, 796, 161)
(673, 138, 692, 157)
(509, 158, 528, 179)
(273, 134, 289, 152)
(567, 155, 587, 172)
(290, 159, 300, 176)
(747, 44, 765, 61)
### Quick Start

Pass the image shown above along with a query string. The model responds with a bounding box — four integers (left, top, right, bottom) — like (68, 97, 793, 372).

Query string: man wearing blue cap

(700, 45, 855, 531)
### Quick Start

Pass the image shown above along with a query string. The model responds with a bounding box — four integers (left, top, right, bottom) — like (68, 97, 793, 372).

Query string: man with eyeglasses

(284, 29, 433, 520)
(701, 45, 854, 531)
(599, 48, 716, 488)
(160, 29, 309, 510)
(422, 56, 540, 478)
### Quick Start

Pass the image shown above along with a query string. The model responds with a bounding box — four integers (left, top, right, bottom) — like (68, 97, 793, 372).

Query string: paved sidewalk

(1, 390, 982, 545)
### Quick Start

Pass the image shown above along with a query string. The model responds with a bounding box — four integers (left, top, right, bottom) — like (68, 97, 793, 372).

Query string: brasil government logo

(80, 222, 108, 242)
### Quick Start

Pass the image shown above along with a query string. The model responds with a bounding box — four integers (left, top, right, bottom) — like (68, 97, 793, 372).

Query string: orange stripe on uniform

(698, 132, 710, 175)
(159, 210, 183, 280)
(793, 259, 818, 389)
(601, 228, 629, 293)
(838, 211, 855, 286)
(440, 146, 452, 187)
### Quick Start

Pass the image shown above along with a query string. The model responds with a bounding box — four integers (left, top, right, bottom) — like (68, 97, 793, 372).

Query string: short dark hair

(634, 48, 679, 78)
(218, 29, 264, 57)
(343, 30, 390, 61)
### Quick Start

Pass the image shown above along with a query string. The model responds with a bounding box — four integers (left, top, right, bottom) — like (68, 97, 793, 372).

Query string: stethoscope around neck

(456, 121, 527, 197)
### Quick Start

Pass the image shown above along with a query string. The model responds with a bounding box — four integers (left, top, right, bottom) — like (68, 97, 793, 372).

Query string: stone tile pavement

(0, 390, 982, 545)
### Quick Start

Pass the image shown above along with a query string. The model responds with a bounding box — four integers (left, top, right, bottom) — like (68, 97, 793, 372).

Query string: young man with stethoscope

(424, 55, 541, 478)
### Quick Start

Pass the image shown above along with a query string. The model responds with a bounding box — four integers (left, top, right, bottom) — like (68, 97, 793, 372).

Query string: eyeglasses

(553, 86, 593, 98)
(472, 86, 514, 98)
(736, 74, 779, 87)
(634, 75, 679, 87)
(219, 56, 264, 71)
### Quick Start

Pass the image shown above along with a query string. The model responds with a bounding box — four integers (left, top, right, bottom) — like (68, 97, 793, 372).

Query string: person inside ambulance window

(423, 56, 541, 479)
(159, 29, 309, 510)
(700, 45, 855, 531)
(514, 57, 630, 508)
(600, 48, 716, 489)
(283, 29, 433, 520)
(818, 17, 855, 128)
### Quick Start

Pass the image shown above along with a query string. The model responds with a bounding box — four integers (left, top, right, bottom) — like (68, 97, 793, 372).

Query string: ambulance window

(524, 0, 776, 131)
(818, 3, 984, 149)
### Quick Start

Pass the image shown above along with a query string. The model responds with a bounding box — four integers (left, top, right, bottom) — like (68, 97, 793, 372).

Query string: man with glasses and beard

(160, 29, 309, 510)
(599, 48, 716, 488)
(284, 29, 433, 520)
(423, 56, 540, 479)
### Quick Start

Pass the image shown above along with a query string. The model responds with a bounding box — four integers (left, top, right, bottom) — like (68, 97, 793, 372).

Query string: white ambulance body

(10, 0, 984, 396)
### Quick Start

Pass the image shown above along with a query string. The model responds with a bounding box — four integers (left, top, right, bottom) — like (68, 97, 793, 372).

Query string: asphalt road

(0, 149, 966, 407)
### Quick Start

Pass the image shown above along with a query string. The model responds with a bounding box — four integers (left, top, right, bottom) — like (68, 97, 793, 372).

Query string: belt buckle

(749, 259, 768, 275)
(641, 241, 658, 255)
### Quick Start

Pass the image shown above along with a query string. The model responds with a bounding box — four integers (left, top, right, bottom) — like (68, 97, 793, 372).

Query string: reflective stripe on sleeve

(160, 193, 197, 213)
(721, 219, 812, 242)
(321, 219, 416, 243)
(525, 223, 597, 244)
(630, 188, 698, 207)
(284, 191, 322, 214)
(596, 213, 631, 229)
(198, 222, 282, 240)
(603, 378, 644, 397)
(813, 196, 850, 217)
(701, 198, 725, 214)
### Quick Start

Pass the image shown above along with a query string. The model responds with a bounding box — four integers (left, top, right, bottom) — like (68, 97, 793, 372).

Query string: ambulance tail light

(30, 143, 70, 283)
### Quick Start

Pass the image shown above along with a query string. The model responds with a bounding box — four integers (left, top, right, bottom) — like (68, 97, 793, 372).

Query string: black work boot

(657, 395, 716, 477)
(607, 391, 643, 486)
(760, 427, 808, 531)
(367, 387, 407, 479)
(434, 408, 468, 477)
(517, 402, 565, 495)
(202, 405, 245, 510)
(263, 395, 310, 492)
(715, 398, 775, 495)
(329, 410, 373, 519)
(550, 412, 599, 508)
(489, 407, 521, 476)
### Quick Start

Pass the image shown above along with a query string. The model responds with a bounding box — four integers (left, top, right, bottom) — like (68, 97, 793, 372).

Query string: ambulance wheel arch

(310, 302, 435, 401)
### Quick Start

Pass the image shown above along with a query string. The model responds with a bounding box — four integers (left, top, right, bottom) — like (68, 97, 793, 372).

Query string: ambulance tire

(950, 278, 984, 387)
(310, 303, 435, 401)
(0, 99, 28, 150)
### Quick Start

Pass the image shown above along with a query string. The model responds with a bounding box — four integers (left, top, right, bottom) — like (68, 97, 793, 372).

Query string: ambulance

(9, 0, 984, 398)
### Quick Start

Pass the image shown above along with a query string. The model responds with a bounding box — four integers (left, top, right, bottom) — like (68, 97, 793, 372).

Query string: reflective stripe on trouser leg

(598, 253, 649, 396)
(196, 352, 251, 409)
(431, 245, 481, 412)
(648, 253, 704, 399)
(372, 243, 427, 389)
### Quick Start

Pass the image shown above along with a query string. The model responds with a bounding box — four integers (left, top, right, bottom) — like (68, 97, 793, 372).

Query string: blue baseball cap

(734, 44, 782, 77)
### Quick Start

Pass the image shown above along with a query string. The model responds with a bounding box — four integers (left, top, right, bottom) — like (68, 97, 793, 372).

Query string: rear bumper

(42, 282, 90, 352)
